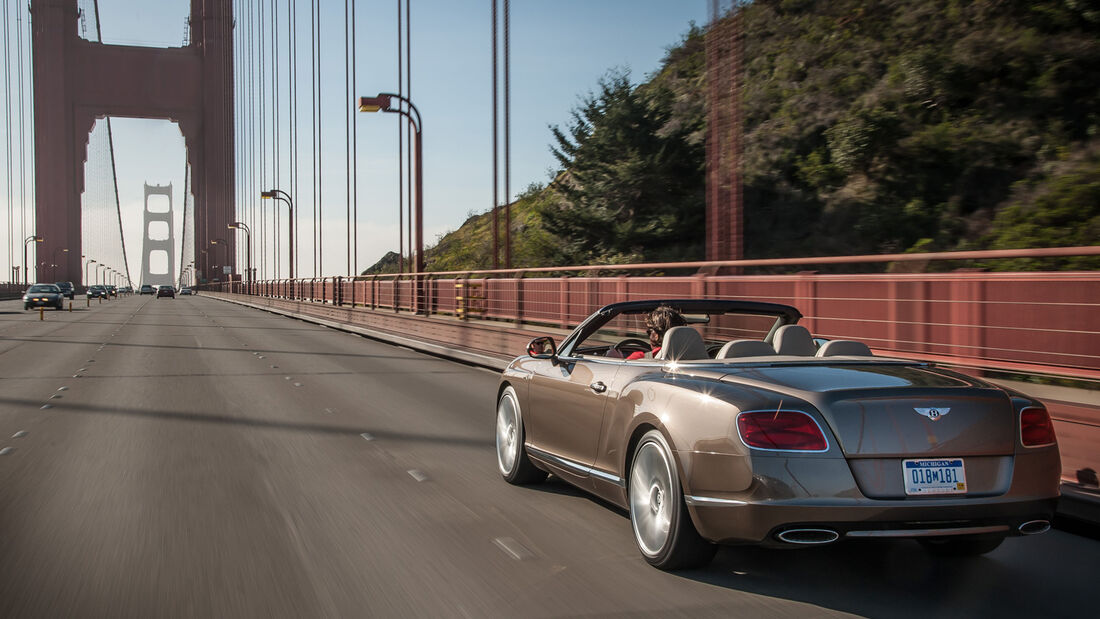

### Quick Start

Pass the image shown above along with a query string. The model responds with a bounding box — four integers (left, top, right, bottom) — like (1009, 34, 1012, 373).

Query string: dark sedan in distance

(86, 285, 108, 299)
(54, 281, 75, 299)
(156, 286, 175, 299)
(23, 284, 64, 310)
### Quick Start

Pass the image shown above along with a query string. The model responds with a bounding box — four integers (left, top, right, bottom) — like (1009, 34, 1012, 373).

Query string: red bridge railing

(205, 246, 1100, 382)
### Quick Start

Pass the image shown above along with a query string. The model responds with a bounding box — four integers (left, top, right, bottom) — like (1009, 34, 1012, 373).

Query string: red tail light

(1020, 407, 1056, 447)
(737, 411, 828, 451)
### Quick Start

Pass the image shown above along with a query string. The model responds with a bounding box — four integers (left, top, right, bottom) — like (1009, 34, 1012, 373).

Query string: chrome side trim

(685, 495, 748, 506)
(525, 444, 625, 488)
(845, 524, 1010, 539)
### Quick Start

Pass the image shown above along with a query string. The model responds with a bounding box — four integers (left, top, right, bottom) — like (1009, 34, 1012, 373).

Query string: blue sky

(2, 0, 710, 281)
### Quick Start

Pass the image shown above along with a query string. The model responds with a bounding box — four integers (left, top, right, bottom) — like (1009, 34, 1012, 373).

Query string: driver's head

(645, 306, 687, 347)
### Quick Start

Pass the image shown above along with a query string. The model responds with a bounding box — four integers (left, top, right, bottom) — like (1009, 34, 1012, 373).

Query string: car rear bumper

(683, 449, 1061, 546)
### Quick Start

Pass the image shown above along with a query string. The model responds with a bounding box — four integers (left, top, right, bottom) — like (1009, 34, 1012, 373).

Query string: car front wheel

(495, 386, 547, 485)
(629, 429, 717, 570)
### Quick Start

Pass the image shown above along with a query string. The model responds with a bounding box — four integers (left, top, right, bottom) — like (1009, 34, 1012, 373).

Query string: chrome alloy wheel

(630, 437, 675, 557)
(496, 389, 520, 476)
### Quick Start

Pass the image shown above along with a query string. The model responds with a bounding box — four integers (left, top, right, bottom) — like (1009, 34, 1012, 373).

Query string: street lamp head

(227, 223, 238, 229)
(261, 190, 275, 199)
(358, 95, 391, 113)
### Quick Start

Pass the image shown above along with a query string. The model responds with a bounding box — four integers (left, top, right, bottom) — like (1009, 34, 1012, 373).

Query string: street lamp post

(260, 190, 295, 279)
(23, 235, 43, 286)
(96, 263, 107, 286)
(358, 93, 424, 274)
(84, 258, 96, 289)
(228, 222, 252, 289)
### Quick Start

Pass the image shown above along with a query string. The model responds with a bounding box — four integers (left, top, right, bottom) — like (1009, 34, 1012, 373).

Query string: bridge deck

(0, 296, 1095, 617)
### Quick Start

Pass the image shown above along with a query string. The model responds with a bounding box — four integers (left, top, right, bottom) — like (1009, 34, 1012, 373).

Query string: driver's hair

(646, 306, 687, 339)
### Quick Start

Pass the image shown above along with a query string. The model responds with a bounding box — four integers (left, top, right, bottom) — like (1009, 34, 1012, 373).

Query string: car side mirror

(526, 336, 557, 359)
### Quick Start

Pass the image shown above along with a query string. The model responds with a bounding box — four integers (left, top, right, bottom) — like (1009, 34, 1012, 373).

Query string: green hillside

(366, 0, 1100, 274)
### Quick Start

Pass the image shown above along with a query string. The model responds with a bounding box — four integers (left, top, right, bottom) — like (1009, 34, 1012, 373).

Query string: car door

(525, 354, 622, 476)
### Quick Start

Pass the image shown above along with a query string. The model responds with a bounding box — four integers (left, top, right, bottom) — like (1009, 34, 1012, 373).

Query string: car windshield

(572, 309, 786, 359)
(28, 285, 59, 293)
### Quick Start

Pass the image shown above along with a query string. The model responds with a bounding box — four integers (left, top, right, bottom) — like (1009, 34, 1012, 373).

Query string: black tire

(24, 304, 28, 311)
(495, 386, 548, 485)
(629, 430, 717, 570)
(919, 534, 1005, 557)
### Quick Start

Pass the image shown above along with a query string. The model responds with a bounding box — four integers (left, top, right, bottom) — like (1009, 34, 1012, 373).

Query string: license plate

(903, 459, 967, 495)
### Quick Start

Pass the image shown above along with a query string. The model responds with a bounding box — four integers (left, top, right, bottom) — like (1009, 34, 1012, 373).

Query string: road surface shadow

(670, 533, 1097, 618)
(0, 396, 494, 449)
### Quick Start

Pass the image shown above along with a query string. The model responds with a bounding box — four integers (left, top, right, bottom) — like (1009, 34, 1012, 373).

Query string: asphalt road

(0, 294, 1095, 618)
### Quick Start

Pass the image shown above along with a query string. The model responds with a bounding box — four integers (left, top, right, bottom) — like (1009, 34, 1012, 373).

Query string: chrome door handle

(589, 381, 607, 394)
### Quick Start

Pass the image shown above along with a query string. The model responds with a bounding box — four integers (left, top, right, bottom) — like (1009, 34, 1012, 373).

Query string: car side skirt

(525, 444, 625, 488)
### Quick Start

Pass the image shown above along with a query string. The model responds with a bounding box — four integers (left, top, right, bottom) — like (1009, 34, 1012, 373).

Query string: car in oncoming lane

(495, 299, 1061, 570)
(86, 285, 107, 299)
(23, 283, 65, 310)
(156, 285, 175, 299)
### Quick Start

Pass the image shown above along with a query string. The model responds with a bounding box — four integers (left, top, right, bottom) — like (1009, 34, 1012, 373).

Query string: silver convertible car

(495, 300, 1060, 569)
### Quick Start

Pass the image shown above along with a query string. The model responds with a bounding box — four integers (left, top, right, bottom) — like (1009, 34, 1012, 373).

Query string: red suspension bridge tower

(31, 0, 235, 284)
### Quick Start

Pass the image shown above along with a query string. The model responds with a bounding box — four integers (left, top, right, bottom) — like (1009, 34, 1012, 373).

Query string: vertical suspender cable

(503, 0, 511, 269)
(396, 0, 403, 274)
(490, 0, 498, 269)
(310, 0, 317, 277)
(290, 0, 299, 278)
(4, 1, 13, 276)
(406, 0, 412, 272)
(272, 0, 279, 278)
(260, 0, 267, 280)
(344, 0, 350, 276)
(291, 0, 298, 280)
(351, 0, 358, 276)
(17, 4, 25, 264)
(25, 8, 33, 278)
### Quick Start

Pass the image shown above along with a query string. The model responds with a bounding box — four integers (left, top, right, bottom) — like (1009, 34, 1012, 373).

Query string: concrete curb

(206, 293, 512, 372)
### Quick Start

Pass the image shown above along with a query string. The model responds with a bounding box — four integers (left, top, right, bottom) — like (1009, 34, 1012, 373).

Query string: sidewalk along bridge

(200, 245, 1100, 513)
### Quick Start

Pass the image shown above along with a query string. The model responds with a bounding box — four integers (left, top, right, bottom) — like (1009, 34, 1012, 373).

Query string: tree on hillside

(540, 70, 705, 264)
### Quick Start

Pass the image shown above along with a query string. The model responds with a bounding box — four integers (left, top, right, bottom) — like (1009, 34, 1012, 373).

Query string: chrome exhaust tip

(1018, 520, 1051, 535)
(776, 528, 840, 545)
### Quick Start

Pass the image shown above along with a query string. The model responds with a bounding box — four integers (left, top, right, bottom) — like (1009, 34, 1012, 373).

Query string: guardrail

(204, 246, 1100, 381)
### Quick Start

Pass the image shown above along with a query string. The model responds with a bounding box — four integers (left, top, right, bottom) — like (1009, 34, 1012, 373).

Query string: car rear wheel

(496, 386, 547, 485)
(919, 534, 1005, 557)
(629, 430, 717, 570)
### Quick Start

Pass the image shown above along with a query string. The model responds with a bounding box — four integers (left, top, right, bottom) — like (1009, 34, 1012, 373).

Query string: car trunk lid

(717, 362, 1017, 457)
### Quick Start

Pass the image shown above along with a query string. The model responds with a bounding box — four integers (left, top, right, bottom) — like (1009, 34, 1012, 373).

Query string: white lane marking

(493, 537, 534, 561)
(360, 432, 374, 441)
(87, 360, 95, 363)
(0, 447, 13, 456)
(77, 368, 87, 372)
(285, 376, 292, 380)
(40, 405, 52, 410)
(293, 382, 303, 387)
(258, 355, 265, 359)
(407, 469, 429, 482)
(324, 408, 336, 415)
(252, 352, 258, 355)
(12, 431, 27, 439)
(49, 395, 61, 399)
(270, 365, 279, 369)
(57, 386, 69, 391)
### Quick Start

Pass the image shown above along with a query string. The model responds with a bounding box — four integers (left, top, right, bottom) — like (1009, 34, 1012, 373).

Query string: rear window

(29, 285, 58, 293)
